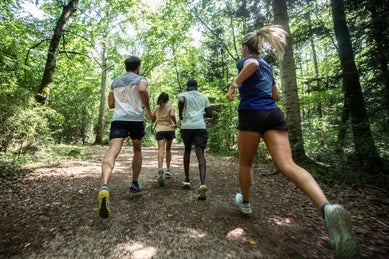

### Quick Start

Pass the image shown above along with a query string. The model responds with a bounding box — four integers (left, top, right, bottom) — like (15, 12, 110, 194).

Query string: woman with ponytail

(226, 25, 358, 258)
(151, 92, 177, 186)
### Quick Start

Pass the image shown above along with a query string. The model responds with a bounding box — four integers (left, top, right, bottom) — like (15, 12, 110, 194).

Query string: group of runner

(96, 25, 359, 258)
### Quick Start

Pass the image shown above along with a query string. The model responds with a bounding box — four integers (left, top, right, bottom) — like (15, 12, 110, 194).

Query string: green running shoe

(324, 204, 359, 258)
(235, 193, 252, 214)
(157, 168, 165, 186)
(182, 179, 191, 189)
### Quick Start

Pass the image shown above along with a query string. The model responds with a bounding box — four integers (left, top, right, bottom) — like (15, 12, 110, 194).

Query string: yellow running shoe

(198, 185, 207, 200)
(97, 188, 111, 219)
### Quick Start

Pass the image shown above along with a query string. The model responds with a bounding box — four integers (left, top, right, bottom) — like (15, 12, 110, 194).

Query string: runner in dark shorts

(238, 108, 288, 135)
(109, 121, 145, 140)
(225, 25, 358, 258)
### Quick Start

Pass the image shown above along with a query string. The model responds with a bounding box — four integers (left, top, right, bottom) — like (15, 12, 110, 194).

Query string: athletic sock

(100, 184, 110, 192)
(319, 202, 329, 219)
(243, 200, 250, 204)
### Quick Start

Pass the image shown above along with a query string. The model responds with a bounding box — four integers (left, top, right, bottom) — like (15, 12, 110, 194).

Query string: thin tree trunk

(369, 0, 389, 115)
(37, 0, 79, 105)
(331, 0, 383, 173)
(95, 42, 108, 144)
(272, 0, 308, 162)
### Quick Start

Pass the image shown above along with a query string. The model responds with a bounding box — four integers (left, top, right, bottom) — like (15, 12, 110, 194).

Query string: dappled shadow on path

(0, 144, 388, 258)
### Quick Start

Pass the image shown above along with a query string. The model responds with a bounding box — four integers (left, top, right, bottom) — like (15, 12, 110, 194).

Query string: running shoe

(323, 204, 359, 258)
(157, 168, 165, 186)
(234, 193, 252, 214)
(198, 184, 207, 200)
(182, 179, 191, 189)
(97, 187, 111, 219)
(130, 181, 143, 192)
(165, 169, 172, 178)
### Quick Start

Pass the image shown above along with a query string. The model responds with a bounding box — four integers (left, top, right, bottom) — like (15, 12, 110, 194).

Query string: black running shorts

(156, 131, 176, 140)
(180, 129, 208, 149)
(238, 108, 288, 135)
(109, 121, 145, 140)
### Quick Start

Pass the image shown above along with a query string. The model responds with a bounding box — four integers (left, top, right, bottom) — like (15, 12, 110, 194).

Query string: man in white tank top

(97, 56, 153, 219)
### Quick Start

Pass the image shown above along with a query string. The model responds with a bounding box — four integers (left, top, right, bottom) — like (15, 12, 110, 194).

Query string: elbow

(108, 102, 115, 109)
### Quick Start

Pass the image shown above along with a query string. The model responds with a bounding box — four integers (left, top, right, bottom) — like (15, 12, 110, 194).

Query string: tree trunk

(272, 0, 308, 162)
(95, 42, 108, 144)
(368, 0, 389, 116)
(37, 0, 80, 105)
(331, 0, 383, 173)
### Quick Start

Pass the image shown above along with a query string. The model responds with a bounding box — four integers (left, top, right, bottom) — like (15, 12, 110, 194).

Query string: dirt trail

(0, 145, 388, 258)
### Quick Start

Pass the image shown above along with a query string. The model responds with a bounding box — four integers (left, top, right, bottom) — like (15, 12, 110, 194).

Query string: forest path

(0, 144, 388, 258)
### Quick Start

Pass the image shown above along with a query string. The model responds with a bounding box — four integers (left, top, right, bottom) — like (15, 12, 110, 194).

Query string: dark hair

(157, 92, 169, 105)
(186, 79, 198, 90)
(125, 56, 141, 71)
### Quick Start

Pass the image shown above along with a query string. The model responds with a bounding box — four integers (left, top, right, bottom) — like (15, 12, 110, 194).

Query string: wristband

(232, 81, 239, 88)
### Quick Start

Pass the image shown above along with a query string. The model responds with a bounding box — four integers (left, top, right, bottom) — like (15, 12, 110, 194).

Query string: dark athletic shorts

(156, 131, 176, 140)
(238, 108, 288, 135)
(109, 121, 145, 140)
(181, 129, 208, 149)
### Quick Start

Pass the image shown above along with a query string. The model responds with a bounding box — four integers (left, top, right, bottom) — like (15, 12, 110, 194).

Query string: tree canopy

(1, 0, 388, 181)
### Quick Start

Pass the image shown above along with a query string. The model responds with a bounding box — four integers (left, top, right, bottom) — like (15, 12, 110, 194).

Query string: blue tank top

(236, 57, 278, 111)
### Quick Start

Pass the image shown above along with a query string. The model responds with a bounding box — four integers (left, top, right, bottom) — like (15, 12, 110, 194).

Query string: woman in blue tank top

(226, 25, 358, 258)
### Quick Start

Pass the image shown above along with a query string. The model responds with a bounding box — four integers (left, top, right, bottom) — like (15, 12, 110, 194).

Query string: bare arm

(178, 96, 185, 121)
(272, 84, 279, 102)
(204, 107, 212, 118)
(150, 107, 157, 123)
(138, 80, 153, 119)
(108, 91, 115, 109)
(169, 107, 178, 128)
(226, 58, 259, 102)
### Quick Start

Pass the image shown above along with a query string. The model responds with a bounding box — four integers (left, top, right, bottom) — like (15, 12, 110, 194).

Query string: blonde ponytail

(242, 25, 288, 61)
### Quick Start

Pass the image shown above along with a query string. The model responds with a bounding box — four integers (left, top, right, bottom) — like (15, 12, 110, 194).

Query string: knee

(239, 157, 255, 168)
(277, 161, 301, 179)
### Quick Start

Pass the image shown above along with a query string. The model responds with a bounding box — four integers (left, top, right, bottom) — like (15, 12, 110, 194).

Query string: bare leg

(165, 139, 173, 170)
(237, 131, 260, 201)
(131, 139, 143, 181)
(263, 130, 328, 208)
(101, 138, 124, 185)
(157, 139, 166, 169)
(195, 146, 206, 183)
(183, 145, 191, 180)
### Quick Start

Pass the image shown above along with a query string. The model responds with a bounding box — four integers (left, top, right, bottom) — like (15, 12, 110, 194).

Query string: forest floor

(0, 144, 388, 259)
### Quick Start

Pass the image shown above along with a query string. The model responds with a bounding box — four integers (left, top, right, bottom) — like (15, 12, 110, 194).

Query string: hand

(147, 110, 154, 121)
(226, 93, 234, 102)
(226, 85, 235, 102)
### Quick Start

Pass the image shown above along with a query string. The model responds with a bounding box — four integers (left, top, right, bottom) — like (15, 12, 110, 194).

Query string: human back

(111, 71, 148, 122)
(237, 56, 277, 111)
(179, 90, 210, 129)
(155, 103, 175, 131)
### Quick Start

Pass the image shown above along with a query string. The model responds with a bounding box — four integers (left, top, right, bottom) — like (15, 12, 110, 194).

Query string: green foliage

(0, 153, 29, 177)
(0, 0, 388, 183)
(0, 76, 59, 154)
